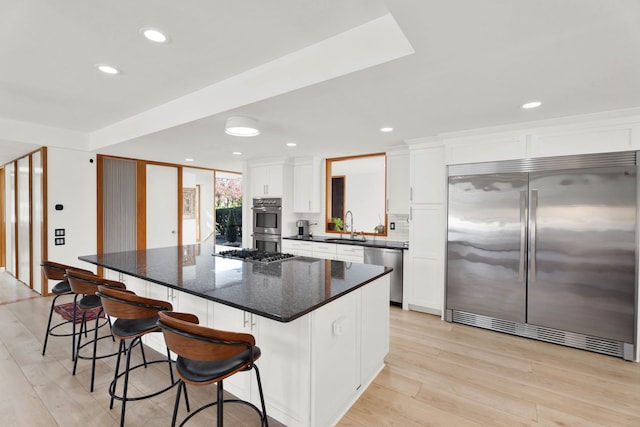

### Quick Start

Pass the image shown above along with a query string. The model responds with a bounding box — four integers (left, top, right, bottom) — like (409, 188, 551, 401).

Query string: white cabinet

(282, 240, 313, 256)
(257, 315, 311, 425)
(293, 159, 321, 213)
(312, 242, 336, 260)
(386, 151, 410, 214)
(104, 271, 389, 427)
(410, 146, 445, 204)
(406, 143, 446, 315)
(336, 244, 364, 263)
(311, 289, 360, 427)
(251, 163, 284, 197)
(209, 302, 257, 402)
(407, 205, 445, 313)
(209, 300, 311, 426)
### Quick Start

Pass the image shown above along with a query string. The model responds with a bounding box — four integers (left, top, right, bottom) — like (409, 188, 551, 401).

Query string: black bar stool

(41, 260, 94, 360)
(96, 285, 184, 427)
(157, 310, 268, 427)
(65, 269, 126, 392)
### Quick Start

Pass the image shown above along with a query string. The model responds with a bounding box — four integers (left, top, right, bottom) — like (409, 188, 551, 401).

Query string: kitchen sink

(324, 238, 366, 245)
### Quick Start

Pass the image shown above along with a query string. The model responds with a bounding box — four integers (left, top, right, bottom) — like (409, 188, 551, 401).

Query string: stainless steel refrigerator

(445, 152, 637, 360)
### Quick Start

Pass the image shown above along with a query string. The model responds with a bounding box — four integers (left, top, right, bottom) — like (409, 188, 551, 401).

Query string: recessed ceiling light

(232, 151, 242, 155)
(185, 158, 194, 162)
(380, 127, 394, 132)
(286, 142, 297, 147)
(95, 64, 120, 75)
(141, 28, 168, 43)
(522, 101, 542, 109)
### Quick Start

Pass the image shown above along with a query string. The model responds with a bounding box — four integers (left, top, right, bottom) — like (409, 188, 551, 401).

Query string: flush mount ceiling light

(380, 127, 394, 132)
(95, 64, 120, 75)
(232, 151, 242, 155)
(141, 28, 168, 43)
(184, 158, 194, 162)
(286, 142, 297, 147)
(225, 116, 260, 137)
(522, 101, 542, 109)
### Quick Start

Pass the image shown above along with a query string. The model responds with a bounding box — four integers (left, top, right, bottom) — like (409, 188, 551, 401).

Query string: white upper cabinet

(251, 163, 284, 198)
(410, 146, 446, 204)
(386, 151, 409, 214)
(293, 158, 321, 213)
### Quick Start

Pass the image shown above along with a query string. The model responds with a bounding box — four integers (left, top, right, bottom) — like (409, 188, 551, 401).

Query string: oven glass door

(253, 233, 280, 252)
(253, 207, 281, 234)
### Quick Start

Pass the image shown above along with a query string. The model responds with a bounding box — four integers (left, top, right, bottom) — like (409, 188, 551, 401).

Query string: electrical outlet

(390, 222, 396, 230)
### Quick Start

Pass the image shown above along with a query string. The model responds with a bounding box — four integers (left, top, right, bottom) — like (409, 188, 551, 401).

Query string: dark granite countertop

(283, 235, 409, 250)
(79, 244, 391, 323)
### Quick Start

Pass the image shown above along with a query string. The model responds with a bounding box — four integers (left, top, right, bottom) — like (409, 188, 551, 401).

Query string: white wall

(46, 147, 97, 272)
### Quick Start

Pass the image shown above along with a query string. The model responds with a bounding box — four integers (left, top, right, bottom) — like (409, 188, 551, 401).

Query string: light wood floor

(2, 271, 640, 426)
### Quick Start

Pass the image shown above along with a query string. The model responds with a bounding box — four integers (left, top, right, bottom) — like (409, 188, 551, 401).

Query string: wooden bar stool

(40, 260, 95, 360)
(96, 285, 183, 427)
(65, 269, 126, 392)
(157, 310, 268, 427)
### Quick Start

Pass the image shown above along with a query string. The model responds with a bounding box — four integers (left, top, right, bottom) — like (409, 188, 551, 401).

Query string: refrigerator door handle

(530, 189, 538, 281)
(519, 191, 527, 282)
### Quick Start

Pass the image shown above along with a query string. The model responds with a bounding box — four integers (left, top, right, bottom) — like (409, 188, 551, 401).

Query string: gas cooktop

(215, 249, 297, 264)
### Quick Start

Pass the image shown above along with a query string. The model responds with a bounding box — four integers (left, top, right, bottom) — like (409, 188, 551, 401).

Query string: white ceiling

(2, 0, 640, 170)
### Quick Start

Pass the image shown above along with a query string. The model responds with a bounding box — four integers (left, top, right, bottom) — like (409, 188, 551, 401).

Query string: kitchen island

(79, 244, 391, 427)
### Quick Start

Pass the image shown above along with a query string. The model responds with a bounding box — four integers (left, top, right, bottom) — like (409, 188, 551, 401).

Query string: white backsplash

(387, 214, 410, 242)
(295, 212, 409, 243)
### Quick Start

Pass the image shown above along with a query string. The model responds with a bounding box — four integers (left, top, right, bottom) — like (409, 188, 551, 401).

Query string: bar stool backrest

(41, 260, 93, 281)
(65, 269, 126, 295)
(97, 286, 173, 320)
(158, 311, 256, 371)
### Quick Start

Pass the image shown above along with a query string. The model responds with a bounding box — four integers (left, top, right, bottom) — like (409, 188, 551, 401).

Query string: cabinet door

(408, 205, 445, 313)
(145, 284, 173, 351)
(176, 290, 209, 325)
(311, 290, 360, 427)
(258, 316, 311, 425)
(252, 164, 283, 197)
(386, 152, 410, 214)
(360, 275, 389, 381)
(293, 161, 320, 213)
(210, 302, 254, 401)
(266, 164, 283, 196)
(410, 147, 445, 204)
(251, 165, 269, 197)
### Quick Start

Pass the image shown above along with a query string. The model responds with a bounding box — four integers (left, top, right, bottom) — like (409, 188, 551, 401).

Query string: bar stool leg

(89, 311, 102, 392)
(110, 339, 126, 410)
(217, 380, 224, 427)
(254, 365, 269, 427)
(41, 293, 63, 356)
(72, 312, 87, 376)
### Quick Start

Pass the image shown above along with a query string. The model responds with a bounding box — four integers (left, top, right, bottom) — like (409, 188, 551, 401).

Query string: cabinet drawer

(336, 245, 364, 257)
(289, 241, 313, 251)
(312, 242, 337, 259)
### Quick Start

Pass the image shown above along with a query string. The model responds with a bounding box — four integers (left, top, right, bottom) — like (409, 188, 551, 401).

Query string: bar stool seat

(96, 285, 183, 427)
(41, 260, 95, 360)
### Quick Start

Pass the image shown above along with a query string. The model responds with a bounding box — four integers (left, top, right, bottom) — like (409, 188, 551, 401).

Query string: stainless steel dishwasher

(364, 247, 403, 305)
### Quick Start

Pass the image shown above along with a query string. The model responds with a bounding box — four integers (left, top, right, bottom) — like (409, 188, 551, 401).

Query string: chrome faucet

(345, 210, 354, 238)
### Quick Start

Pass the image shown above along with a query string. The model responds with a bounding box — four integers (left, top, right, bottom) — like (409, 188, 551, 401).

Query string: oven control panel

(253, 197, 282, 207)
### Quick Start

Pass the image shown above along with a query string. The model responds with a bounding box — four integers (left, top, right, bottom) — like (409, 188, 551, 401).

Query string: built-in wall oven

(252, 197, 282, 252)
